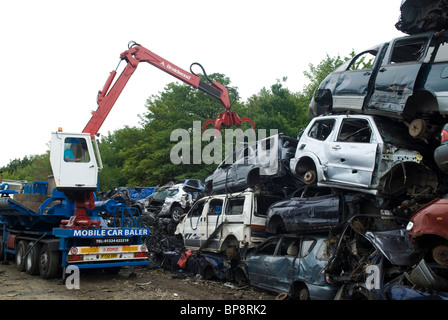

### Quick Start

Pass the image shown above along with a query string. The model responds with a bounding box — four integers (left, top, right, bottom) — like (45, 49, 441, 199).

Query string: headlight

(406, 221, 414, 231)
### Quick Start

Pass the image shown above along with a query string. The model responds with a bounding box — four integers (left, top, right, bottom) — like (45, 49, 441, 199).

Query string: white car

(157, 184, 204, 222)
(289, 114, 438, 197)
(175, 190, 282, 254)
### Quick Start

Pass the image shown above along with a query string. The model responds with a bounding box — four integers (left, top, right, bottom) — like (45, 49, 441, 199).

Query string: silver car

(158, 184, 203, 222)
(290, 114, 437, 197)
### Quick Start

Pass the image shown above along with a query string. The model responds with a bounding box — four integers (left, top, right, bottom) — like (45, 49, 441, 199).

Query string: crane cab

(50, 131, 100, 192)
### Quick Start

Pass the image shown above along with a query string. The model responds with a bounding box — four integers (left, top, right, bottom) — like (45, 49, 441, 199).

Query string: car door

(268, 236, 301, 293)
(230, 144, 257, 188)
(248, 236, 280, 290)
(332, 48, 381, 113)
(181, 198, 207, 249)
(205, 198, 225, 251)
(369, 33, 433, 114)
(325, 117, 378, 187)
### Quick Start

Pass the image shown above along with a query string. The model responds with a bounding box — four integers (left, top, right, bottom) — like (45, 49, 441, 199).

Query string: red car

(407, 198, 448, 266)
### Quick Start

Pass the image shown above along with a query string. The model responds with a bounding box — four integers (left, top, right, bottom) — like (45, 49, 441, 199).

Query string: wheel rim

(172, 208, 182, 221)
(16, 249, 23, 265)
(433, 245, 448, 266)
(40, 250, 49, 272)
(303, 170, 316, 185)
(299, 288, 310, 300)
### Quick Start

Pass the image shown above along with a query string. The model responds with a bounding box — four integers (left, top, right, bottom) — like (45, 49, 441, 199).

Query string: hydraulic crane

(52, 41, 255, 229)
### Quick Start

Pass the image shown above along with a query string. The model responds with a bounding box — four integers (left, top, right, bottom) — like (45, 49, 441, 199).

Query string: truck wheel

(0, 237, 4, 261)
(25, 242, 41, 275)
(15, 240, 28, 272)
(171, 206, 184, 223)
(39, 244, 60, 279)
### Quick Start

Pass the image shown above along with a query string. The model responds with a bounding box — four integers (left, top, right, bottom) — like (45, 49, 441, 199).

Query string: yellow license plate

(100, 254, 118, 259)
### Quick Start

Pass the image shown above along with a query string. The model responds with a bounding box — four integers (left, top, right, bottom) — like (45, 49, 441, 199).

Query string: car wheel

(303, 170, 317, 185)
(433, 245, 448, 266)
(409, 119, 426, 138)
(298, 287, 310, 300)
(171, 206, 184, 223)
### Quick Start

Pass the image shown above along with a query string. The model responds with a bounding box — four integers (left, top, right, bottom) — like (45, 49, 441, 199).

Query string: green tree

(0, 152, 51, 182)
(247, 77, 309, 137)
(302, 52, 353, 101)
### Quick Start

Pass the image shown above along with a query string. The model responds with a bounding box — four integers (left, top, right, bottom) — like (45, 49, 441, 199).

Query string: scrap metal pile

(99, 0, 448, 300)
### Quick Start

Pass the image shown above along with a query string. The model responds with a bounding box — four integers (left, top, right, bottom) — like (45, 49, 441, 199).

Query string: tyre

(171, 206, 184, 223)
(298, 287, 310, 300)
(39, 244, 60, 279)
(15, 240, 28, 272)
(0, 237, 4, 261)
(25, 241, 41, 275)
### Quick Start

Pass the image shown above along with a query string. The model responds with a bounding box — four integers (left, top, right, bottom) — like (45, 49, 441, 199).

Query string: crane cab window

(64, 138, 91, 163)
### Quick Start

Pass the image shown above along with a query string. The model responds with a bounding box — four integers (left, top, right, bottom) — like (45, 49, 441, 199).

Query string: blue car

(243, 234, 340, 300)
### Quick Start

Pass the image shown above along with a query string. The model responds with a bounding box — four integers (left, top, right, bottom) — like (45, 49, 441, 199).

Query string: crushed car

(396, 0, 448, 35)
(309, 29, 448, 143)
(175, 190, 282, 255)
(238, 233, 340, 300)
(145, 185, 172, 215)
(405, 195, 448, 292)
(265, 187, 372, 235)
(289, 114, 438, 201)
(205, 134, 300, 197)
(157, 183, 204, 222)
(326, 214, 419, 300)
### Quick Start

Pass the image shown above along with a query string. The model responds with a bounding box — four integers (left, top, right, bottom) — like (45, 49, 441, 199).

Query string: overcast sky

(0, 0, 405, 167)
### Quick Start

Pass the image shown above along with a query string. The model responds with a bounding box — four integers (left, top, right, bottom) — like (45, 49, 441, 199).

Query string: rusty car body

(407, 197, 448, 266)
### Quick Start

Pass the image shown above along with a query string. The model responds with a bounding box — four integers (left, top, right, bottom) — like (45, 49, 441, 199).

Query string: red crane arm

(82, 42, 254, 137)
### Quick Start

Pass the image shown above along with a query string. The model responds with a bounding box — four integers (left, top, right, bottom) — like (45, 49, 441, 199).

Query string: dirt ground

(0, 261, 276, 301)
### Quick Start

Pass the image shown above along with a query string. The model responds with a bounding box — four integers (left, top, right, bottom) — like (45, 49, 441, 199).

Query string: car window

(278, 237, 300, 257)
(167, 187, 179, 197)
(429, 34, 448, 63)
(300, 238, 316, 258)
(349, 51, 376, 70)
(257, 238, 279, 255)
(186, 180, 199, 188)
(255, 195, 282, 217)
(337, 118, 372, 143)
(390, 36, 429, 63)
(188, 200, 205, 218)
(208, 199, 223, 216)
(226, 197, 245, 215)
(307, 119, 336, 141)
(315, 240, 331, 261)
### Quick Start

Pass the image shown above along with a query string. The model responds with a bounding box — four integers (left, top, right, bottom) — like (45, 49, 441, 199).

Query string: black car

(265, 187, 364, 234)
(310, 29, 448, 142)
(205, 134, 299, 196)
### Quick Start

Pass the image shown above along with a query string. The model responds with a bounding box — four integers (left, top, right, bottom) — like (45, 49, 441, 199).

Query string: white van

(175, 190, 281, 254)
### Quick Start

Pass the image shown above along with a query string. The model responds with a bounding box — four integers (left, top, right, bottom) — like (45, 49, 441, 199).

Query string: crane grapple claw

(202, 111, 255, 132)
